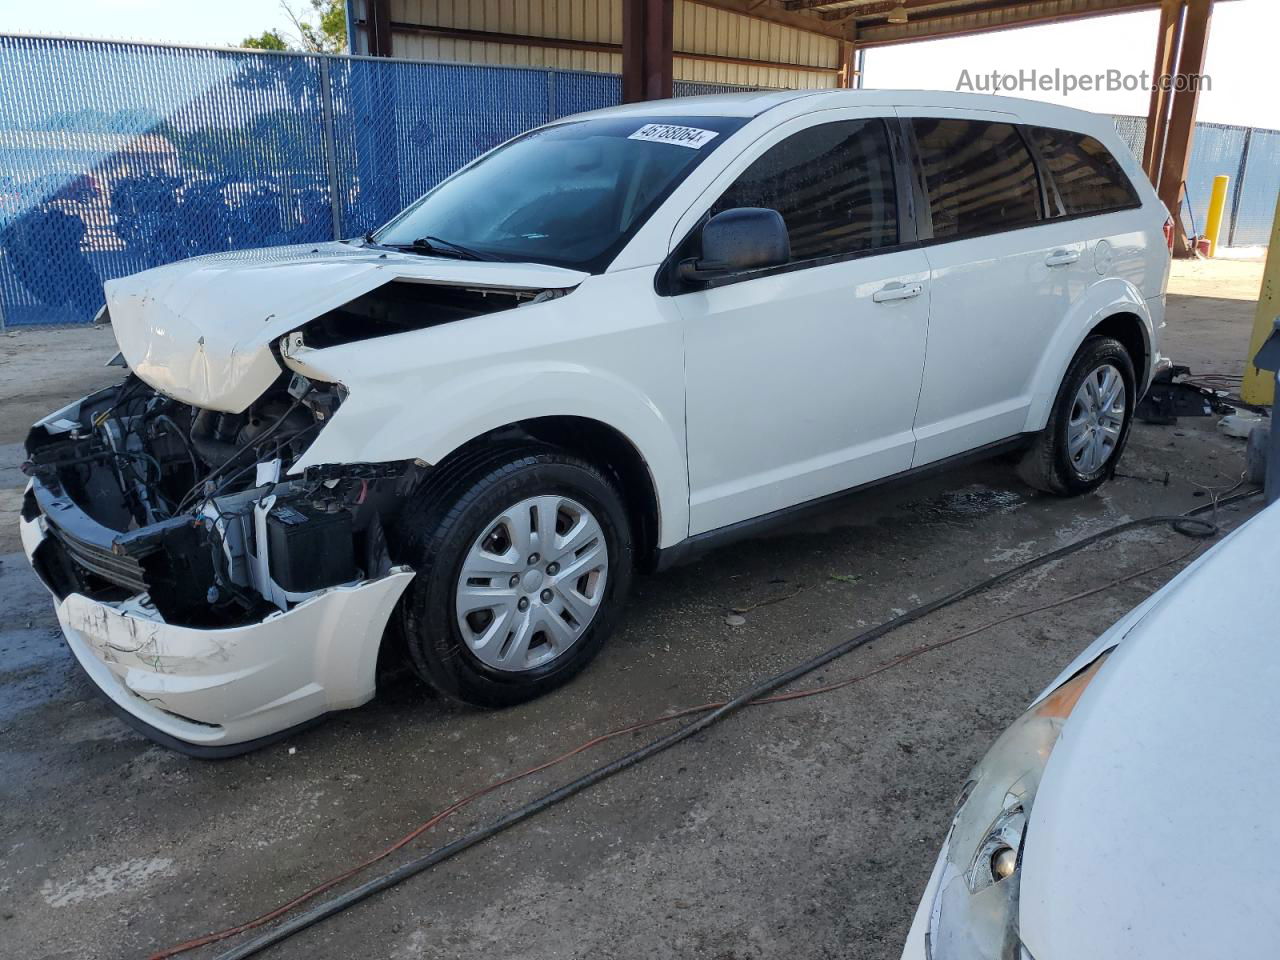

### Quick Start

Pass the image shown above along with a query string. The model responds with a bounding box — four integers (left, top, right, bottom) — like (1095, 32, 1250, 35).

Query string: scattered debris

(730, 586, 806, 614)
(1219, 411, 1265, 439)
(724, 613, 746, 627)
(828, 573, 863, 585)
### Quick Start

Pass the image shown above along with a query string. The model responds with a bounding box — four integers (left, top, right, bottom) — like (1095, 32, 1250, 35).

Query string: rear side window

(911, 118, 1042, 240)
(1029, 126, 1141, 217)
(712, 118, 898, 262)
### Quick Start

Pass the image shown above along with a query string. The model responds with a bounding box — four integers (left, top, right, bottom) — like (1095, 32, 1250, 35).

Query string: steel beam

(1157, 0, 1214, 256)
(1142, 0, 1184, 183)
(386, 22, 841, 74)
(368, 0, 393, 57)
(623, 0, 673, 103)
(685, 0, 852, 39)
(856, 0, 1166, 46)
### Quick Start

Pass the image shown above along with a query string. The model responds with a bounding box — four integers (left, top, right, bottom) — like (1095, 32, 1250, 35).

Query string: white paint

(40, 857, 174, 908)
(37, 89, 1170, 750)
(904, 501, 1280, 960)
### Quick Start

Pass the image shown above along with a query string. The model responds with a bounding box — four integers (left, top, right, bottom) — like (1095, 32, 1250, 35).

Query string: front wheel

(1018, 336, 1136, 496)
(393, 445, 633, 708)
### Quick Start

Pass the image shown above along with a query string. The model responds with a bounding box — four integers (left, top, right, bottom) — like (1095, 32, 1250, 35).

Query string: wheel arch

(1025, 283, 1154, 433)
(479, 415, 666, 572)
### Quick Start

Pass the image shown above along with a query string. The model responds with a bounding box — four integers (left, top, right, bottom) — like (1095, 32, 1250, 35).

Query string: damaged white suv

(20, 90, 1171, 754)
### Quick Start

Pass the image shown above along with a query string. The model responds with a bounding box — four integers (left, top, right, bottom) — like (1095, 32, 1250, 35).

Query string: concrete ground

(0, 258, 1267, 960)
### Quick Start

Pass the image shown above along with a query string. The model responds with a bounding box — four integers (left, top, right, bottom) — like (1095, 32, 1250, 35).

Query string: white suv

(19, 90, 1171, 754)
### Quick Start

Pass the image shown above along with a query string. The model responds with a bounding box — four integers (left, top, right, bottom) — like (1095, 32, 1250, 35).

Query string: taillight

(1163, 218, 1175, 253)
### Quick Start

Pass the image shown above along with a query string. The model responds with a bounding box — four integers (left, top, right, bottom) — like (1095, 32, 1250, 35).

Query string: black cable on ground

(210, 490, 1260, 960)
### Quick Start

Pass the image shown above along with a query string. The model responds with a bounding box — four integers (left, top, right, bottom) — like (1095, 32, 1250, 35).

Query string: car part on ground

(1135, 363, 1238, 424)
(148, 494, 1251, 960)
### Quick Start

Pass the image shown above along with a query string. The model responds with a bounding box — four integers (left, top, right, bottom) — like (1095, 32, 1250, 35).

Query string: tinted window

(912, 118, 1042, 239)
(712, 118, 898, 262)
(374, 115, 746, 273)
(1030, 126, 1141, 217)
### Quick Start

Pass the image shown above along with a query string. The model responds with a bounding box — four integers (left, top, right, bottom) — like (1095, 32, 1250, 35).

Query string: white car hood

(1019, 501, 1280, 960)
(104, 242, 586, 413)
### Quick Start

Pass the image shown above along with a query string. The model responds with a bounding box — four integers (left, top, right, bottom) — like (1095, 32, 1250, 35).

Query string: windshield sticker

(628, 123, 719, 149)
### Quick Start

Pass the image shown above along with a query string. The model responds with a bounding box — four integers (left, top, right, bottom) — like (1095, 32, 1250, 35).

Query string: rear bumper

(20, 500, 413, 754)
(1150, 353, 1174, 388)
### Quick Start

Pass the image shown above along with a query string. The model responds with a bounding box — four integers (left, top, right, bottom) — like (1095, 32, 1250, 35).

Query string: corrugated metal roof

(384, 0, 843, 88)
(372, 0, 1240, 81)
(764, 0, 1239, 47)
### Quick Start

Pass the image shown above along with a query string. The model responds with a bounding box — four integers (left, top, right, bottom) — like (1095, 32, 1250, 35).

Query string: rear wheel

(393, 444, 633, 707)
(1018, 336, 1135, 496)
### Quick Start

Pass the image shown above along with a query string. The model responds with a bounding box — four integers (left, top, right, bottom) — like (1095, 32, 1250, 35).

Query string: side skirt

(654, 434, 1035, 572)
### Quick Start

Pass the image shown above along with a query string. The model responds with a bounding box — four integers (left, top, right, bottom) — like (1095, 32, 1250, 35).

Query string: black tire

(1018, 336, 1136, 496)
(391, 443, 633, 708)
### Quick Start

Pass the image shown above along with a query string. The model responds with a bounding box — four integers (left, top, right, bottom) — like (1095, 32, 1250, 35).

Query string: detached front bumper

(20, 498, 413, 755)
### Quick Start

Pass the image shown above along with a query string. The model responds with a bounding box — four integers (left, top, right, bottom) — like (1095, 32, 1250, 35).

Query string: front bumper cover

(21, 500, 414, 755)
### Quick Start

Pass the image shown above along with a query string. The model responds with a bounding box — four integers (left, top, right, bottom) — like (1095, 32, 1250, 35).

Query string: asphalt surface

(0, 259, 1265, 960)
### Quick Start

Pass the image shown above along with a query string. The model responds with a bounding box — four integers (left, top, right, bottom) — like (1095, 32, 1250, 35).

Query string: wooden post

(1158, 0, 1214, 258)
(838, 41, 857, 88)
(1142, 0, 1184, 184)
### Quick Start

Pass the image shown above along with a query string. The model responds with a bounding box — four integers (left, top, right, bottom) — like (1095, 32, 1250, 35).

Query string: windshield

(372, 115, 747, 273)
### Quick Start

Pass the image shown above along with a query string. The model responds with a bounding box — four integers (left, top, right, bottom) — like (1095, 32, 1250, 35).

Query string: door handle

(1045, 249, 1081, 267)
(872, 281, 924, 303)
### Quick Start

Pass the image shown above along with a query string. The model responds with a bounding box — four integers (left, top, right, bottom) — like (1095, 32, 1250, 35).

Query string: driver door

(671, 112, 932, 536)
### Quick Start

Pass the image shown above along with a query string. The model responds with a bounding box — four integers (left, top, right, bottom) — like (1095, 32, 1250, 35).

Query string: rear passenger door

(900, 111, 1083, 466)
(672, 112, 932, 535)
(1025, 124, 1153, 301)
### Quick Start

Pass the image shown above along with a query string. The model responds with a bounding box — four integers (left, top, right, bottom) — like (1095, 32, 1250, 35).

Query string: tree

(280, 0, 348, 54)
(241, 29, 289, 51)
(240, 2, 346, 54)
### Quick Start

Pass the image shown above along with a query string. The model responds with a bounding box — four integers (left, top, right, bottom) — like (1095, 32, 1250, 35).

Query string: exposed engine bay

(22, 371, 419, 628)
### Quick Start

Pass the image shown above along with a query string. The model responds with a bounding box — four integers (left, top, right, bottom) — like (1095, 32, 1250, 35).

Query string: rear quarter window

(1029, 126, 1141, 217)
(911, 118, 1043, 240)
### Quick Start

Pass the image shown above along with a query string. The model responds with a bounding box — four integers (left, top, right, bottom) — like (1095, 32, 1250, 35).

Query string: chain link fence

(1110, 113, 1278, 249)
(1, 34, 1275, 328)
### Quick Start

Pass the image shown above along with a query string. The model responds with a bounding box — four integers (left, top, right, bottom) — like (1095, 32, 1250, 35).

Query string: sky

(1, 0, 1273, 130)
(864, 0, 1275, 130)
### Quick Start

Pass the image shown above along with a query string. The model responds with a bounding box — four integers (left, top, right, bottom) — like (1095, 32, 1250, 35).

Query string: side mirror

(679, 207, 790, 281)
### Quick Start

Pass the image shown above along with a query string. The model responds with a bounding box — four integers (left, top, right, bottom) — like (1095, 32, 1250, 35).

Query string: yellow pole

(1205, 174, 1231, 257)
(1241, 188, 1280, 406)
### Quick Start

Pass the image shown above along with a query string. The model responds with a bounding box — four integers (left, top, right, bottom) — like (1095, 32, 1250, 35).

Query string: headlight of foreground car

(926, 652, 1111, 960)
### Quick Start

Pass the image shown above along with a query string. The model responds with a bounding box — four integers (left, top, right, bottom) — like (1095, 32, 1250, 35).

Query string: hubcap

(455, 495, 609, 673)
(1068, 363, 1126, 475)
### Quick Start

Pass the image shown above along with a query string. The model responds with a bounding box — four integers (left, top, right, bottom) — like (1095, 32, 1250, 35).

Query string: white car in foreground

(20, 89, 1172, 753)
(902, 501, 1280, 960)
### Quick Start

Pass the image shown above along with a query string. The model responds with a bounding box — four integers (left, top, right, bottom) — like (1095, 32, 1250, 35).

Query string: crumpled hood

(104, 242, 587, 413)
(1019, 501, 1280, 960)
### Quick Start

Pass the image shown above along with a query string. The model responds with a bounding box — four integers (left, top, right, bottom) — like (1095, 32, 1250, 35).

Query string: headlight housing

(926, 653, 1111, 960)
